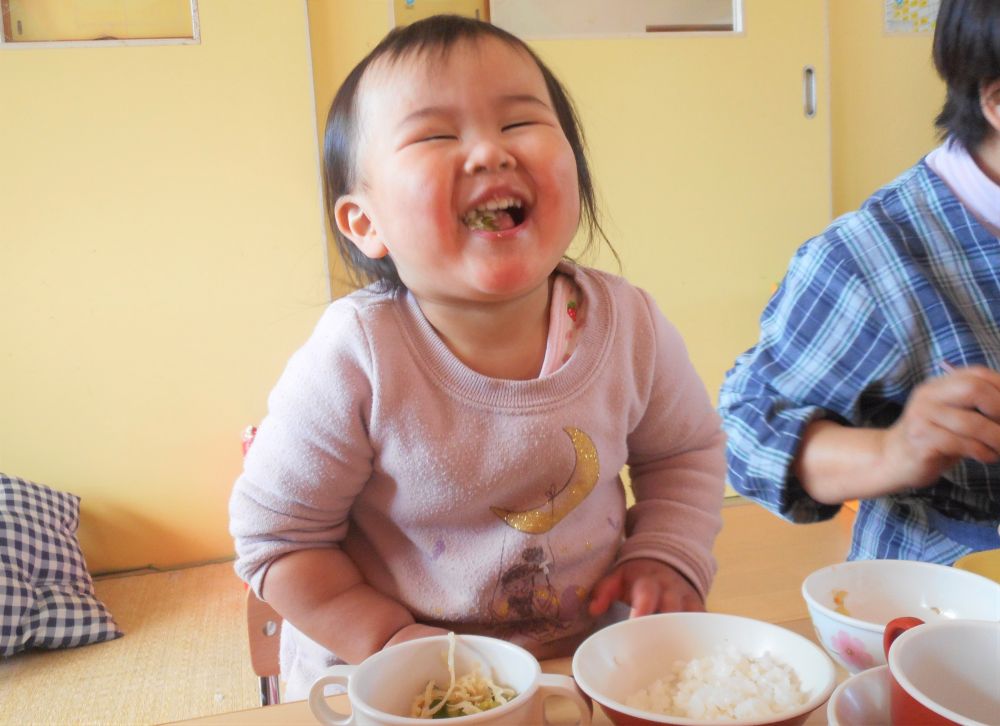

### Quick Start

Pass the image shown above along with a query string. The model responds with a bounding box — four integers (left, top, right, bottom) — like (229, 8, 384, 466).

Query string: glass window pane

(2, 0, 195, 43)
(491, 0, 740, 38)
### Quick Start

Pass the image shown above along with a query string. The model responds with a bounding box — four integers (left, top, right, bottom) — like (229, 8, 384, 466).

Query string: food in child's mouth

(462, 198, 523, 232)
(464, 210, 500, 231)
(411, 633, 517, 719)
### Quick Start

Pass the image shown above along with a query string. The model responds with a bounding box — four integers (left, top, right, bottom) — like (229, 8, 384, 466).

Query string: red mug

(883, 617, 1000, 726)
(883, 617, 955, 725)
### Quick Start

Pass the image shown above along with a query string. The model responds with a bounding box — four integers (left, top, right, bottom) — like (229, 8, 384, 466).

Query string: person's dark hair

(323, 14, 614, 291)
(933, 0, 1000, 150)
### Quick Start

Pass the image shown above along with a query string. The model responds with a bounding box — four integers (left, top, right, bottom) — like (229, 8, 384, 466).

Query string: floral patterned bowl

(801, 560, 1000, 674)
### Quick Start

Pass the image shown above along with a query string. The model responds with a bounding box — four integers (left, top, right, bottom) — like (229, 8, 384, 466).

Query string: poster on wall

(884, 0, 939, 34)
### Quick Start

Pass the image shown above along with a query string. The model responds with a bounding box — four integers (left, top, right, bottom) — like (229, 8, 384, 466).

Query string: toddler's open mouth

(462, 197, 526, 231)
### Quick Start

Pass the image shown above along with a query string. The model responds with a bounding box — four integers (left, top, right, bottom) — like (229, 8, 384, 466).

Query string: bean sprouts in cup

(411, 633, 517, 719)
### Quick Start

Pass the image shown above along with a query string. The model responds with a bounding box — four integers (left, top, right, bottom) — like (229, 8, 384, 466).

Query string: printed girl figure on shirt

(229, 14, 725, 700)
(720, 0, 1000, 565)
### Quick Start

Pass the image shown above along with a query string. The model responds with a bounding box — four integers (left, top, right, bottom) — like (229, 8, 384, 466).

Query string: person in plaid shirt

(719, 0, 1000, 563)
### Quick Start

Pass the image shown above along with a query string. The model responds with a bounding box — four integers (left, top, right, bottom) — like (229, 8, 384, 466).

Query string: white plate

(826, 664, 891, 726)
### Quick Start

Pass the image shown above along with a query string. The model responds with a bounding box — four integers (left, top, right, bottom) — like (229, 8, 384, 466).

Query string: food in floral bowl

(572, 612, 836, 726)
(801, 559, 1000, 674)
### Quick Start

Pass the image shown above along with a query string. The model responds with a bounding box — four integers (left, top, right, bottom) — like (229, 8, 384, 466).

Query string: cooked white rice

(625, 646, 808, 721)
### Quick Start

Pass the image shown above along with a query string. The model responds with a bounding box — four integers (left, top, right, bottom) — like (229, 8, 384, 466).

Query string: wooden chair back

(246, 587, 283, 706)
(241, 424, 283, 705)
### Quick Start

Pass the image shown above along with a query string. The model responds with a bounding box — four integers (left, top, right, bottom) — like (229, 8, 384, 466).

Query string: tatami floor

(0, 562, 258, 725)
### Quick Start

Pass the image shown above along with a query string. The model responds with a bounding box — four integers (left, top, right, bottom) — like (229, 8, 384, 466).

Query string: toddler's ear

(334, 194, 388, 259)
(982, 79, 1000, 133)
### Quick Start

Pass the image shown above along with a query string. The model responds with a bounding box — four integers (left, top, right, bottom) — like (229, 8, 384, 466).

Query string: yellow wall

(829, 0, 943, 215)
(306, 0, 390, 298)
(0, 0, 329, 573)
(0, 1, 948, 573)
(392, 0, 488, 25)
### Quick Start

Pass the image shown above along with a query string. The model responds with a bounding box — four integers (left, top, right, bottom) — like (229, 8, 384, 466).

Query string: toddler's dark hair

(933, 0, 1000, 150)
(323, 14, 612, 291)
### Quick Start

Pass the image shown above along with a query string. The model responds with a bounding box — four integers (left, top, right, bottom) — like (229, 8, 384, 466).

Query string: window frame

(0, 0, 200, 49)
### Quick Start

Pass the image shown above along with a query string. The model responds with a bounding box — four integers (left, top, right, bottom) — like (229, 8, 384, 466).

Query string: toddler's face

(336, 36, 581, 308)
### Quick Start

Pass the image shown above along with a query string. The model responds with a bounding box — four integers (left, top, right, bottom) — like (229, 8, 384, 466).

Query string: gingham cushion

(1, 473, 122, 656)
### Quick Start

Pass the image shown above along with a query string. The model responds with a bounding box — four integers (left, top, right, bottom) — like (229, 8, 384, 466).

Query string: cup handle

(883, 616, 924, 659)
(537, 673, 593, 726)
(309, 664, 356, 726)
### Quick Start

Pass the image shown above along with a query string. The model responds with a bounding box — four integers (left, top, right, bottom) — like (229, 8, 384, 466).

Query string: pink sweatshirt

(229, 262, 725, 697)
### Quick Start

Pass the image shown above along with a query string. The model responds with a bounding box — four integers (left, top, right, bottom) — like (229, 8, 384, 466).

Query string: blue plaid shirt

(719, 159, 1000, 564)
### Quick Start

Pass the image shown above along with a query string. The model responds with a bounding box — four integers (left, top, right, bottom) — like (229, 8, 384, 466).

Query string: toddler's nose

(464, 140, 516, 175)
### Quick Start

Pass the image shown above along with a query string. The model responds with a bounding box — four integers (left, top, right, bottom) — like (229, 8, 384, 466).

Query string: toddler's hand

(588, 558, 703, 618)
(383, 623, 450, 649)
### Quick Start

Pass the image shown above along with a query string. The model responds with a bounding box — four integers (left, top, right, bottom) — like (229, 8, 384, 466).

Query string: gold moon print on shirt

(491, 427, 600, 534)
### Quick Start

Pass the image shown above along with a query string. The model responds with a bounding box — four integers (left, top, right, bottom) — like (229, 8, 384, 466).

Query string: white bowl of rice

(571, 612, 836, 726)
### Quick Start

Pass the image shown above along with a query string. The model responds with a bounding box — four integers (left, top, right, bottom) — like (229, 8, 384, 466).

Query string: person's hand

(879, 364, 1000, 492)
(383, 623, 450, 649)
(588, 558, 703, 619)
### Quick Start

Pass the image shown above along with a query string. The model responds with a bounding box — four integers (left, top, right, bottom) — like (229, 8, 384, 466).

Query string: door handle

(803, 65, 817, 118)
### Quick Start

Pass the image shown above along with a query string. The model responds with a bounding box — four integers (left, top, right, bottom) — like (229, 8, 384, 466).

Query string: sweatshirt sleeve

(228, 303, 376, 597)
(717, 229, 899, 525)
(616, 290, 726, 601)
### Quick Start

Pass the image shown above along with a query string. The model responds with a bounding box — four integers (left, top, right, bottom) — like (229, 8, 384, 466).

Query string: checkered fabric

(1, 473, 122, 656)
(719, 159, 1000, 563)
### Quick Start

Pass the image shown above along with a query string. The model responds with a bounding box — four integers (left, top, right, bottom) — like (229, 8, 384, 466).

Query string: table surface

(165, 502, 857, 725)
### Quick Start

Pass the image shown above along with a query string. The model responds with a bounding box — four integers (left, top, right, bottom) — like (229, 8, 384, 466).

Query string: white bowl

(801, 560, 1000, 674)
(572, 612, 836, 726)
(826, 665, 890, 726)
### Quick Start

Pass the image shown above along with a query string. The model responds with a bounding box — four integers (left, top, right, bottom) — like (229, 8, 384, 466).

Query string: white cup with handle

(309, 633, 591, 726)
